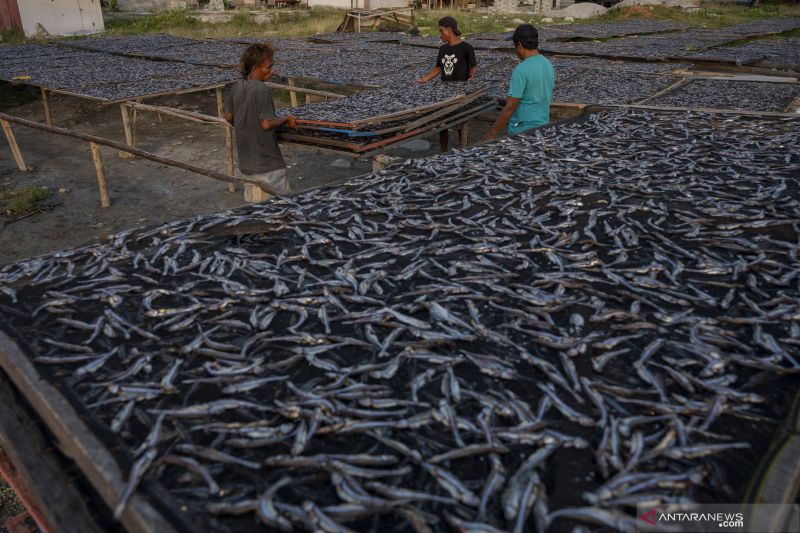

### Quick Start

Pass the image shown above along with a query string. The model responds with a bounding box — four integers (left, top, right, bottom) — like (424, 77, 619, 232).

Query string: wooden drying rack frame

(0, 76, 352, 205)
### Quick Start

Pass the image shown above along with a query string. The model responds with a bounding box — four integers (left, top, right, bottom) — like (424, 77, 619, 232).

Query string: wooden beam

(0, 112, 282, 196)
(216, 87, 236, 193)
(126, 102, 228, 125)
(0, 377, 104, 533)
(635, 77, 690, 105)
(0, 332, 179, 533)
(89, 142, 111, 208)
(264, 82, 346, 100)
(1, 119, 27, 172)
(40, 88, 52, 127)
(287, 78, 299, 107)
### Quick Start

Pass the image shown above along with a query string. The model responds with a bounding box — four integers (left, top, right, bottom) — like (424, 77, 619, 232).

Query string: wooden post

(89, 142, 111, 208)
(119, 104, 135, 159)
(215, 87, 236, 193)
(459, 122, 469, 148)
(287, 78, 299, 107)
(132, 99, 141, 148)
(1, 119, 27, 172)
(40, 88, 52, 127)
(120, 104, 134, 146)
(244, 183, 270, 203)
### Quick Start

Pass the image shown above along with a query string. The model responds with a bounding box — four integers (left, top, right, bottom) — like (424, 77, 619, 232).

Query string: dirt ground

(0, 84, 497, 265)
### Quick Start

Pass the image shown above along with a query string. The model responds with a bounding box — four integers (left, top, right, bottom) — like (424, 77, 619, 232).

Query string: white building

(0, 0, 104, 37)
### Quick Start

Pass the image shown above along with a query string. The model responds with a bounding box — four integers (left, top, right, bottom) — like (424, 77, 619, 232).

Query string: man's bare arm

(260, 116, 297, 130)
(483, 97, 520, 141)
(416, 66, 442, 83)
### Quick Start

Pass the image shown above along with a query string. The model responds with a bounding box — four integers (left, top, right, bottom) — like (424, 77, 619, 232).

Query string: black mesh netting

(1, 108, 799, 532)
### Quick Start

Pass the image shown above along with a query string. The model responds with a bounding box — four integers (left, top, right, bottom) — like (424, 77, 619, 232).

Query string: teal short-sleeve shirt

(508, 54, 555, 135)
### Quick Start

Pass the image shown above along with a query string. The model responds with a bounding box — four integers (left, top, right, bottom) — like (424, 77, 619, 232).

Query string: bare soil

(0, 85, 494, 265)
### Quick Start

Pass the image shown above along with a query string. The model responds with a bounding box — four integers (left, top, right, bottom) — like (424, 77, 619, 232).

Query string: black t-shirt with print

(435, 41, 477, 81)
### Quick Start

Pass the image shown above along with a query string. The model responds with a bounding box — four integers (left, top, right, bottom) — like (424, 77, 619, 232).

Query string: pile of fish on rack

(647, 79, 800, 112)
(0, 40, 239, 102)
(276, 79, 496, 155)
(3, 16, 798, 106)
(1, 108, 799, 532)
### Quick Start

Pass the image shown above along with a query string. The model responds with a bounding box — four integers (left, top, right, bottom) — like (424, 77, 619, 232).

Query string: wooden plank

(89, 142, 111, 208)
(216, 87, 236, 193)
(264, 82, 346, 100)
(400, 91, 485, 133)
(355, 89, 486, 127)
(1, 119, 28, 172)
(611, 104, 800, 118)
(635, 77, 690, 105)
(0, 331, 178, 533)
(358, 101, 497, 158)
(125, 102, 228, 125)
(550, 102, 589, 111)
(458, 121, 469, 148)
(296, 89, 488, 131)
(279, 131, 362, 150)
(40, 88, 52, 128)
(0, 376, 104, 533)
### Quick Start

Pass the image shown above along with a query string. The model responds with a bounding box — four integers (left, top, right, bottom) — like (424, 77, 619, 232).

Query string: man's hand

(285, 115, 298, 130)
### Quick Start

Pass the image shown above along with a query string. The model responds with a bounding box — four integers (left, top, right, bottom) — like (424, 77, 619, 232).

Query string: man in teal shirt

(484, 24, 554, 140)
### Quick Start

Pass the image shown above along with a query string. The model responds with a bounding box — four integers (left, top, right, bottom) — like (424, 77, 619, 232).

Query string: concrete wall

(117, 0, 196, 11)
(307, 0, 356, 7)
(490, 0, 517, 13)
(16, 0, 104, 37)
(306, 0, 407, 8)
(365, 0, 409, 8)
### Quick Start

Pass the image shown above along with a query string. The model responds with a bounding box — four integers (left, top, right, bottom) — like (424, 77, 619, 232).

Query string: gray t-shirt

(223, 79, 285, 175)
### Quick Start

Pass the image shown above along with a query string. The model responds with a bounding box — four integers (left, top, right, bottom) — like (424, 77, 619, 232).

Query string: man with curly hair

(224, 43, 296, 201)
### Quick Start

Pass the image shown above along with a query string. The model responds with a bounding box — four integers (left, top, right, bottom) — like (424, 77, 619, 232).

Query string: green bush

(2, 186, 51, 216)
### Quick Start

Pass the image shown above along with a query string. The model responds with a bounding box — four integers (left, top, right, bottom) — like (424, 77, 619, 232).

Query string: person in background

(224, 43, 296, 202)
(484, 24, 554, 141)
(415, 16, 477, 153)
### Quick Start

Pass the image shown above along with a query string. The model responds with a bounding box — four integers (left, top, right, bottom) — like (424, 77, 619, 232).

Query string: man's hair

(240, 43, 275, 79)
(514, 35, 538, 51)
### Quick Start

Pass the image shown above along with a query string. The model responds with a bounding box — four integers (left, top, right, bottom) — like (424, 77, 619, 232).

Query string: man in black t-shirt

(415, 16, 477, 152)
